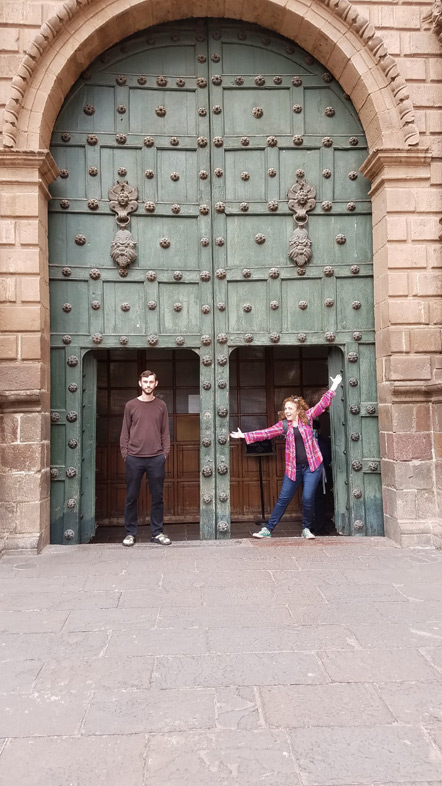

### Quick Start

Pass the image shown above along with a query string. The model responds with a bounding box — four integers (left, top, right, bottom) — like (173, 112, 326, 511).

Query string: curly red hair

(278, 396, 309, 426)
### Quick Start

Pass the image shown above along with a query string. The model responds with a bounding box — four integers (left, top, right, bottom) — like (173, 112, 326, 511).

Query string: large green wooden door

(49, 19, 382, 543)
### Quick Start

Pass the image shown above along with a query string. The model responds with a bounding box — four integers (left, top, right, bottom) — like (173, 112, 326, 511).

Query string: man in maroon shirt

(120, 370, 171, 546)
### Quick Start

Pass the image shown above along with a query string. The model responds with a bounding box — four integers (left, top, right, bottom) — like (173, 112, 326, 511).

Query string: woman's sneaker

(252, 527, 271, 539)
(302, 528, 315, 539)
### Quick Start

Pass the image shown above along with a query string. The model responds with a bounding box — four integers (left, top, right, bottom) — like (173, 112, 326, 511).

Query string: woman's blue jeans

(266, 463, 323, 531)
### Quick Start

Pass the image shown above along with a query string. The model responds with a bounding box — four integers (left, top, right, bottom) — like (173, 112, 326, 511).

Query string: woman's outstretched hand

(230, 428, 245, 439)
(330, 373, 342, 391)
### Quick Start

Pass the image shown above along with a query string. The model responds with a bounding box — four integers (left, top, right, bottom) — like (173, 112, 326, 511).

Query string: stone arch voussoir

(2, 0, 419, 150)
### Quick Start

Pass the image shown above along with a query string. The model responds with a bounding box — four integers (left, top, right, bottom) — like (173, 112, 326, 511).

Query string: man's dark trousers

(124, 454, 165, 537)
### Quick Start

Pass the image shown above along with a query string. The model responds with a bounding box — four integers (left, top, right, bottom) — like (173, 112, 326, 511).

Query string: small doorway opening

(229, 346, 337, 539)
(93, 348, 201, 543)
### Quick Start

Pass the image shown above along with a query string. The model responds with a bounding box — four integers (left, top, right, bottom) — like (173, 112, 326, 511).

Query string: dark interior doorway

(94, 348, 201, 542)
(92, 345, 336, 543)
(229, 346, 336, 538)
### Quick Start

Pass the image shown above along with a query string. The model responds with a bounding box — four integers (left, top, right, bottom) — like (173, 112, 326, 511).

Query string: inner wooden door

(95, 348, 200, 525)
(229, 345, 330, 522)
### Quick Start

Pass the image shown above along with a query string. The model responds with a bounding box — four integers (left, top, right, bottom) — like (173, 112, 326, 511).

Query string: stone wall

(0, 0, 441, 551)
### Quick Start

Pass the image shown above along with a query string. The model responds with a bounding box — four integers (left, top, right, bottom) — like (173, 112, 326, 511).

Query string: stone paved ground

(0, 536, 442, 786)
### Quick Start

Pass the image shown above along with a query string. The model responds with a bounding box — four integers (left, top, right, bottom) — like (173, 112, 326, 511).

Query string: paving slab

(34, 655, 155, 692)
(395, 580, 442, 602)
(155, 604, 294, 629)
(206, 624, 359, 653)
(259, 683, 394, 728)
(318, 646, 441, 682)
(62, 606, 160, 632)
(0, 630, 109, 662)
(0, 735, 146, 786)
(423, 646, 442, 672)
(82, 688, 216, 734)
(202, 583, 327, 606)
(350, 621, 442, 650)
(287, 598, 387, 625)
(0, 690, 91, 737)
(375, 599, 442, 624)
(144, 729, 299, 786)
(214, 686, 261, 729)
(0, 537, 442, 786)
(118, 587, 203, 607)
(376, 681, 442, 725)
(152, 651, 329, 689)
(0, 590, 120, 611)
(0, 610, 69, 634)
(288, 725, 442, 784)
(106, 627, 209, 657)
(0, 659, 44, 693)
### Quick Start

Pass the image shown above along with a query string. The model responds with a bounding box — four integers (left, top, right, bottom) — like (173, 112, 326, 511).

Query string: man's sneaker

(151, 533, 171, 545)
(122, 534, 136, 547)
(252, 527, 271, 539)
(302, 528, 315, 539)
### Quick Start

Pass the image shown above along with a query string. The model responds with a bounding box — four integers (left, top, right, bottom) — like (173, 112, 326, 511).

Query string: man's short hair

(139, 369, 157, 382)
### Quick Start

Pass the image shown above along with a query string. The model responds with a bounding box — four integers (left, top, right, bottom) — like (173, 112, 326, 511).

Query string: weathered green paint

(80, 351, 97, 543)
(49, 19, 383, 543)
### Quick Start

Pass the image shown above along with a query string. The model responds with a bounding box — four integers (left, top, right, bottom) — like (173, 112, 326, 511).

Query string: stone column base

(384, 515, 440, 548)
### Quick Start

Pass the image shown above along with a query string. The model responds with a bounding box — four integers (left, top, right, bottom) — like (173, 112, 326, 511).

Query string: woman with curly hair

(230, 374, 342, 539)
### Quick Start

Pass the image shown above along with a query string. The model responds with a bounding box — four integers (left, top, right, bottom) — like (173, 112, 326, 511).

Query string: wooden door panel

(308, 214, 372, 266)
(50, 146, 87, 198)
(165, 445, 175, 478)
(49, 213, 116, 268)
(227, 281, 268, 332)
(117, 43, 197, 78)
(304, 88, 362, 136)
(241, 455, 261, 479)
(333, 149, 370, 201)
(50, 280, 89, 334)
(362, 474, 384, 536)
(137, 215, 200, 269)
(50, 424, 66, 468)
(159, 283, 200, 333)
(224, 150, 266, 202)
(157, 149, 199, 203)
(177, 445, 200, 479)
(336, 277, 374, 331)
(229, 443, 242, 477)
(100, 146, 144, 198)
(177, 483, 200, 516)
(163, 481, 175, 516)
(129, 89, 198, 135)
(49, 348, 66, 411)
(361, 418, 381, 458)
(223, 89, 291, 136)
(63, 84, 116, 132)
(219, 41, 296, 74)
(282, 279, 324, 333)
(103, 282, 146, 334)
(241, 481, 271, 515)
(358, 344, 378, 403)
(226, 216, 287, 267)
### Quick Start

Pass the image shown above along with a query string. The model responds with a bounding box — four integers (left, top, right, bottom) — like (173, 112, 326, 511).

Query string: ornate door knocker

(287, 178, 316, 268)
(109, 181, 138, 273)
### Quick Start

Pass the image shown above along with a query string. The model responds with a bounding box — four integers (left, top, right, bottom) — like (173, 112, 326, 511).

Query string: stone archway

(3, 0, 418, 151)
(1, 0, 439, 552)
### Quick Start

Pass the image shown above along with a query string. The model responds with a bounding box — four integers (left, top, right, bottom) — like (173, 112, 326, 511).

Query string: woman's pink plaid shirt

(244, 389, 336, 481)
